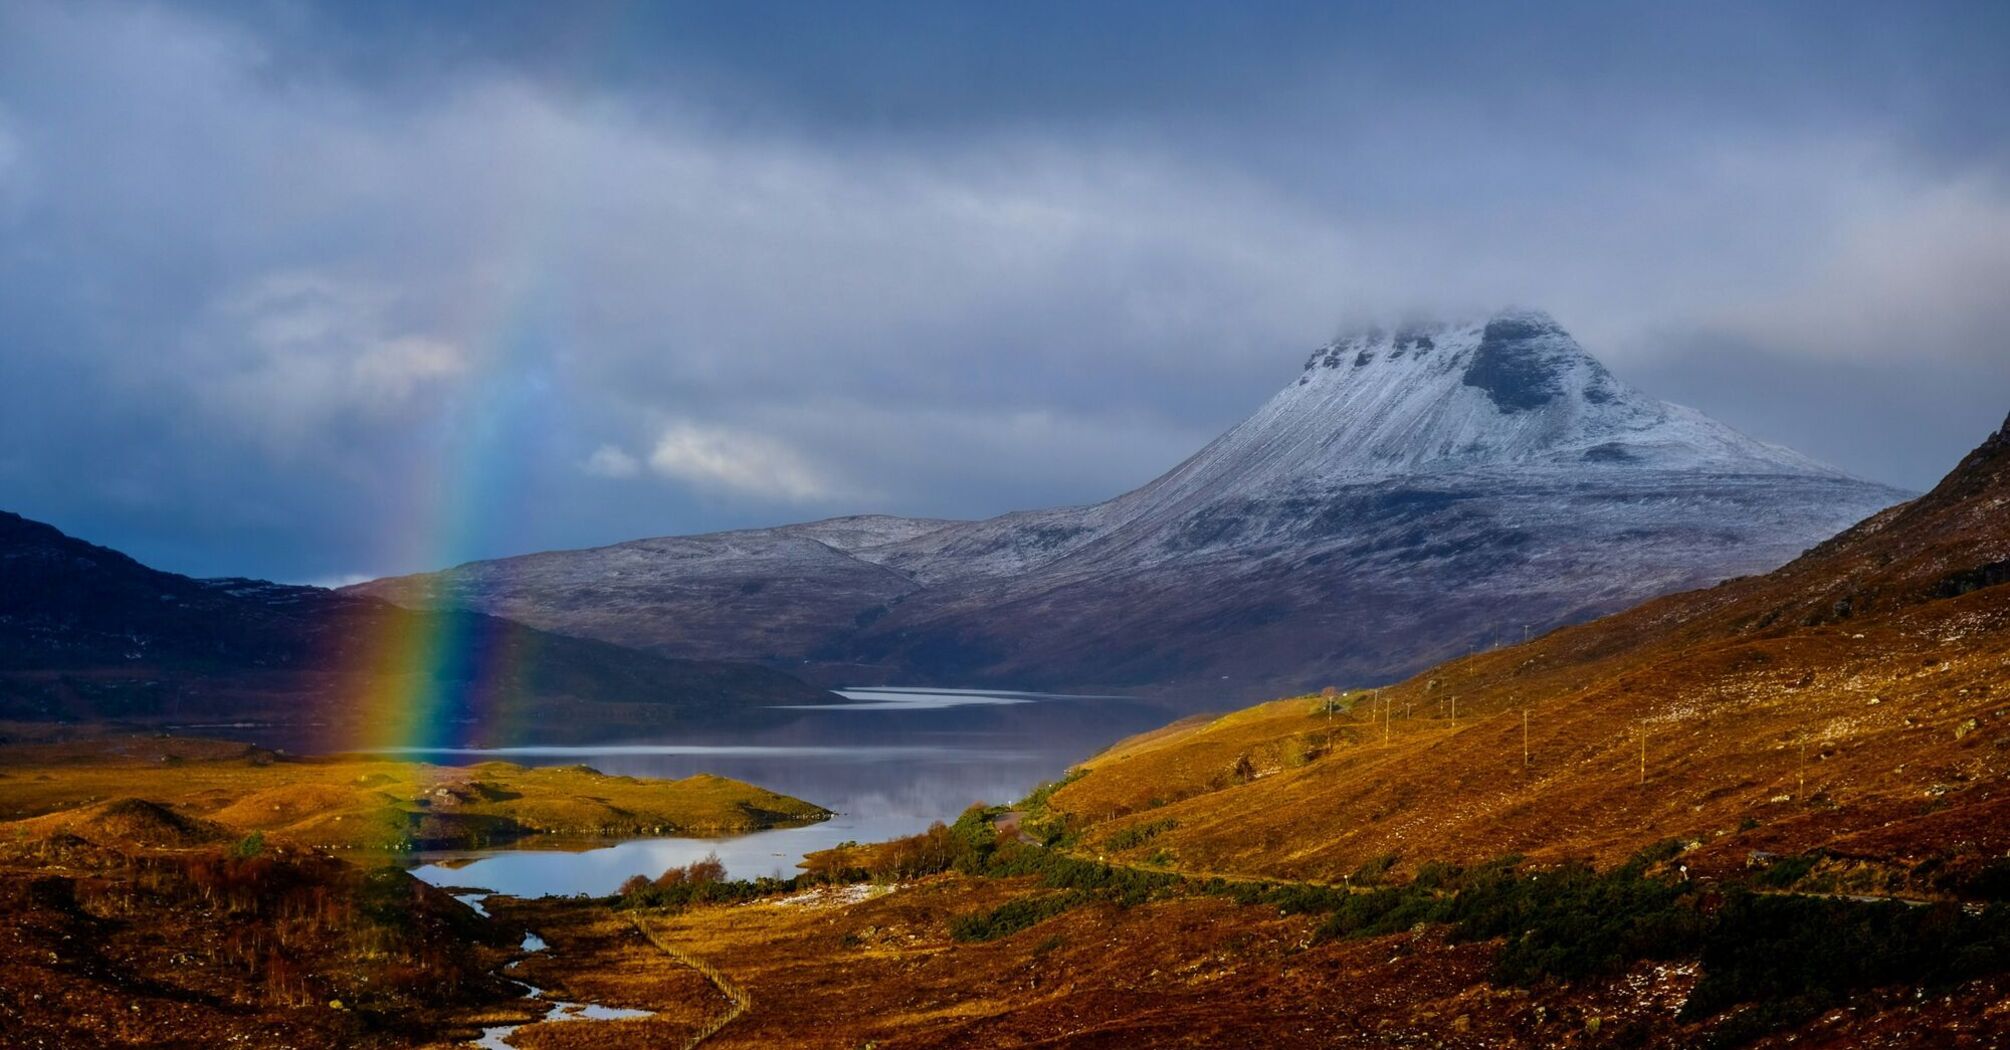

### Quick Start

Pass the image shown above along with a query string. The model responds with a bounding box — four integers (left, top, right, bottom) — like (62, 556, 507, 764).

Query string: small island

(0, 733, 831, 851)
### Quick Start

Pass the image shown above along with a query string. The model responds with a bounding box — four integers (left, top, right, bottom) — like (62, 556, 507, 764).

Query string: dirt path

(629, 915, 750, 1049)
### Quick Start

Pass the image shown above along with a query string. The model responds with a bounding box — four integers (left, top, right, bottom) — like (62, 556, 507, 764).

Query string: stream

(455, 893, 654, 1049)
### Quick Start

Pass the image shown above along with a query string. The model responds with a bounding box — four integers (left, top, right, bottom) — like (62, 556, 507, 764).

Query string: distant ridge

(354, 310, 1910, 704)
(0, 511, 836, 741)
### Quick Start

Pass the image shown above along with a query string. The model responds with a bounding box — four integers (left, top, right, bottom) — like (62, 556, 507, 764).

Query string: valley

(434, 409, 2010, 1048)
(9, 6, 2003, 1045)
(5, 413, 2006, 1047)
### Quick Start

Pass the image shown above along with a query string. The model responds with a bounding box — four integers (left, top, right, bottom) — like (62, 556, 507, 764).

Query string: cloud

(1706, 175, 2010, 364)
(0, 0, 2004, 581)
(184, 272, 468, 456)
(647, 422, 840, 503)
(583, 445, 641, 479)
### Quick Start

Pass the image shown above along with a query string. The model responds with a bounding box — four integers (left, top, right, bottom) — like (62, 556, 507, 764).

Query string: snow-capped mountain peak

(1145, 309, 1843, 506)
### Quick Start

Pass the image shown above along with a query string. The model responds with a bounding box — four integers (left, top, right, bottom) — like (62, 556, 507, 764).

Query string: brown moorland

(509, 867, 2006, 1048)
(0, 817, 536, 1048)
(0, 737, 828, 1047)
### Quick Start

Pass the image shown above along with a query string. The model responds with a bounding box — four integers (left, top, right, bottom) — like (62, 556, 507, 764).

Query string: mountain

(352, 310, 1909, 703)
(0, 511, 836, 742)
(1049, 409, 2010, 882)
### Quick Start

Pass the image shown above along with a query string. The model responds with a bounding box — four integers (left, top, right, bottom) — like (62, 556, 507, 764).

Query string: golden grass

(0, 735, 829, 850)
(1050, 584, 2010, 884)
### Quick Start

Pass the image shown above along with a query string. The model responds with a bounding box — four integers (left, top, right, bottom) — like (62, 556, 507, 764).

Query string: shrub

(685, 853, 727, 885)
(1105, 817, 1177, 852)
(1683, 893, 2010, 1022)
(1350, 853, 1399, 886)
(1621, 837, 1686, 875)
(1310, 856, 1702, 985)
(949, 891, 1087, 942)
(1751, 853, 1818, 889)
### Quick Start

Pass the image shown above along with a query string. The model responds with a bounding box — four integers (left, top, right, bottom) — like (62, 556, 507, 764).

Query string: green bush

(1683, 893, 2010, 1021)
(1312, 857, 1703, 984)
(1350, 853, 1400, 886)
(1105, 817, 1177, 852)
(1751, 853, 1818, 888)
(949, 891, 1088, 942)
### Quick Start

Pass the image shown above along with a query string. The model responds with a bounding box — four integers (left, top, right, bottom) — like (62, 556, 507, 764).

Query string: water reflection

(403, 689, 1170, 895)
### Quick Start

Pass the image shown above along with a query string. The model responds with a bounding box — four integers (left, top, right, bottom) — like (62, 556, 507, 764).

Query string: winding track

(630, 914, 751, 1049)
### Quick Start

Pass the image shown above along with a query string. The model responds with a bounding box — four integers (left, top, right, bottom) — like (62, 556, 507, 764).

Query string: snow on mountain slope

(857, 310, 1864, 584)
(352, 310, 1912, 704)
(778, 514, 959, 554)
(1143, 309, 1837, 496)
(361, 518, 936, 662)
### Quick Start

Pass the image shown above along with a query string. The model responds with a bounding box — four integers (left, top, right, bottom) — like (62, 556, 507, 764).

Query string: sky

(1, 1, 2006, 583)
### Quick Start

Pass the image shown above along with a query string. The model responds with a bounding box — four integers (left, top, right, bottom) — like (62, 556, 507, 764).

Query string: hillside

(353, 310, 1906, 703)
(0, 511, 838, 744)
(1044, 411, 2010, 885)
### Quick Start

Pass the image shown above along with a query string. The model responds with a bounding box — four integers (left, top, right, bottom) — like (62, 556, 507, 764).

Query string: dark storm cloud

(0, 0, 2004, 581)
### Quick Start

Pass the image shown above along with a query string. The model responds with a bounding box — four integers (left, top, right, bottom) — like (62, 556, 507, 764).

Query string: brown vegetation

(0, 823, 532, 1047)
(1045, 415, 2010, 886)
(543, 868, 2007, 1048)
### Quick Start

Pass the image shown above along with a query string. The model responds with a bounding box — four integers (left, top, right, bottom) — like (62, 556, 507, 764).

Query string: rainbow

(342, 6, 660, 752)
(351, 367, 537, 754)
(350, 268, 577, 753)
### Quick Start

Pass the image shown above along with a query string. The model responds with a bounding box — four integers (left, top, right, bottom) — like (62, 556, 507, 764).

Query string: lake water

(402, 688, 1170, 897)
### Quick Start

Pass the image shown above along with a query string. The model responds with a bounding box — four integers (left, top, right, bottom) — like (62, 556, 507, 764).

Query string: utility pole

(1522, 708, 1530, 771)
(1383, 690, 1391, 748)
(1451, 695, 1457, 729)
(1798, 733, 1807, 799)
(1639, 722, 1648, 785)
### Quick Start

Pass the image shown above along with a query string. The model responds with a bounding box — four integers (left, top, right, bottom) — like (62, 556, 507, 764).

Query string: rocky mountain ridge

(354, 310, 1910, 703)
